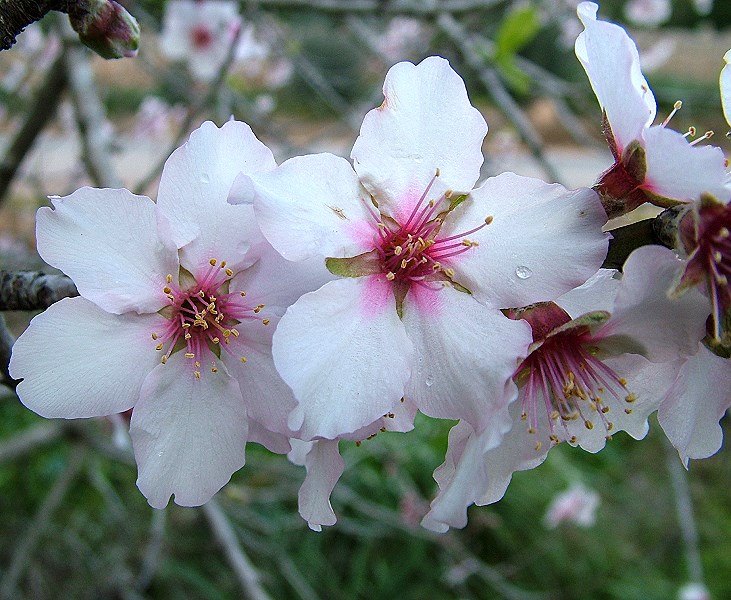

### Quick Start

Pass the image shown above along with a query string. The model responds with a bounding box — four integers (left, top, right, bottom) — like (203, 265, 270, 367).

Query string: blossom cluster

(9, 2, 731, 532)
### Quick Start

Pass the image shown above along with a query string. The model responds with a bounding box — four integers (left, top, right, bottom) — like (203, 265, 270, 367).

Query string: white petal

(402, 285, 530, 432)
(249, 153, 375, 261)
(221, 315, 297, 438)
(36, 188, 178, 314)
(451, 173, 608, 309)
(159, 0, 196, 59)
(351, 56, 487, 220)
(575, 2, 656, 153)
(642, 125, 730, 202)
(9, 297, 165, 418)
(131, 353, 248, 508)
(298, 439, 345, 531)
(722, 49, 731, 128)
(247, 419, 291, 454)
(228, 241, 333, 312)
(273, 276, 414, 440)
(601, 246, 708, 362)
(555, 269, 620, 318)
(156, 120, 276, 274)
(658, 347, 731, 466)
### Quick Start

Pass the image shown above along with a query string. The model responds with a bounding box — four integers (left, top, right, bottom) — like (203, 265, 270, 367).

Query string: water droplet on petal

(515, 266, 533, 280)
(425, 376, 433, 387)
(201, 173, 210, 184)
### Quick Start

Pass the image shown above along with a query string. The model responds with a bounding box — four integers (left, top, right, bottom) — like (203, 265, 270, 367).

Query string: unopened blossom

(244, 56, 608, 443)
(422, 246, 708, 532)
(160, 0, 244, 82)
(543, 484, 599, 529)
(576, 2, 729, 218)
(10, 120, 328, 508)
(624, 0, 671, 28)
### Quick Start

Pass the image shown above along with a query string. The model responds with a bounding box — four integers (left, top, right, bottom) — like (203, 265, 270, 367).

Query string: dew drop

(515, 265, 532, 280)
(200, 173, 210, 184)
(425, 376, 434, 387)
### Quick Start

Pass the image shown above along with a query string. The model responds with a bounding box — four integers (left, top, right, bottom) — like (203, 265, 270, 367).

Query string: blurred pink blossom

(625, 0, 672, 27)
(543, 484, 599, 528)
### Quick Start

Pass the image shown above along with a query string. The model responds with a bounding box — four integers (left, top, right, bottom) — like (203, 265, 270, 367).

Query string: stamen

(689, 131, 714, 146)
(661, 100, 682, 127)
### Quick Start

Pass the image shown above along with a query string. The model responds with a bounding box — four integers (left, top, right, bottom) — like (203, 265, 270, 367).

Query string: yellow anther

(195, 361, 201, 368)
(161, 356, 168, 364)
(485, 215, 494, 225)
(230, 328, 240, 337)
(584, 420, 594, 430)
(714, 251, 723, 263)
(222, 329, 231, 337)
(625, 393, 637, 403)
(435, 168, 441, 177)
(444, 268, 455, 277)
(198, 290, 206, 298)
(394, 246, 403, 256)
(262, 319, 270, 325)
(535, 441, 542, 452)
(151, 332, 159, 340)
(212, 337, 220, 344)
(194, 371, 201, 380)
(166, 274, 173, 283)
(211, 366, 218, 373)
(155, 343, 163, 351)
(521, 412, 527, 421)
(624, 408, 633, 414)
(618, 378, 627, 386)
(209, 258, 217, 266)
(601, 406, 610, 414)
(569, 436, 577, 444)
(220, 261, 227, 268)
(240, 291, 247, 297)
(166, 294, 175, 301)
(607, 422, 614, 431)
(401, 259, 408, 269)
(163, 287, 171, 294)
(240, 356, 247, 363)
(182, 323, 191, 329)
(719, 227, 730, 239)
(185, 352, 195, 359)
(225, 268, 233, 277)
(185, 333, 191, 340)
(386, 271, 395, 281)
(253, 304, 265, 313)
(444, 190, 453, 199)
(527, 427, 536, 434)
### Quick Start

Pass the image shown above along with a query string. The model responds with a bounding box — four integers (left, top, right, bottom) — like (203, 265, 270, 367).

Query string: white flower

(160, 0, 245, 82)
(243, 56, 608, 443)
(722, 49, 731, 128)
(10, 121, 328, 508)
(575, 2, 729, 217)
(624, 0, 671, 28)
(422, 246, 709, 532)
(543, 484, 599, 528)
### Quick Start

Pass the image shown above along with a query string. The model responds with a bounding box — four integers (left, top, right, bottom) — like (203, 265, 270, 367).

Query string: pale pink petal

(451, 173, 608, 309)
(575, 1, 656, 152)
(228, 241, 333, 312)
(248, 153, 374, 261)
(658, 347, 731, 466)
(722, 49, 731, 128)
(221, 315, 297, 438)
(156, 120, 276, 274)
(9, 297, 165, 418)
(36, 188, 178, 314)
(401, 285, 530, 432)
(351, 56, 487, 219)
(159, 0, 196, 59)
(272, 277, 414, 440)
(642, 125, 730, 202)
(342, 397, 418, 442)
(555, 269, 620, 318)
(131, 353, 248, 508)
(247, 420, 291, 454)
(298, 439, 345, 531)
(600, 246, 708, 361)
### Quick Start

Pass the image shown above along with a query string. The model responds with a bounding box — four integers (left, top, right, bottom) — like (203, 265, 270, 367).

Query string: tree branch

(0, 271, 78, 311)
(0, 50, 68, 205)
(0, 0, 69, 50)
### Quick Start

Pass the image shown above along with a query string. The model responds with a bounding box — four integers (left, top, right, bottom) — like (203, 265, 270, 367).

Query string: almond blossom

(575, 2, 729, 218)
(722, 49, 731, 127)
(9, 120, 328, 508)
(244, 56, 608, 444)
(422, 246, 709, 532)
(543, 484, 599, 529)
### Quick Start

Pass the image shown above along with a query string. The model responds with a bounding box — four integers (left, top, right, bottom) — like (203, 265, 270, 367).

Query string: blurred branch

(0, 271, 78, 311)
(0, 314, 15, 387)
(202, 500, 273, 600)
(0, 422, 65, 462)
(0, 50, 67, 205)
(436, 13, 564, 185)
(240, 0, 505, 14)
(0, 444, 86, 600)
(135, 508, 167, 593)
(63, 39, 122, 188)
(664, 440, 705, 586)
(133, 21, 244, 195)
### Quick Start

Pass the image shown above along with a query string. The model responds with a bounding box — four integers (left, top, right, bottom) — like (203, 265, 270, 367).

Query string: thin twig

(133, 22, 244, 195)
(135, 508, 167, 592)
(0, 271, 78, 311)
(63, 39, 122, 188)
(664, 440, 705, 586)
(0, 422, 65, 462)
(202, 499, 273, 600)
(240, 0, 505, 14)
(0, 50, 67, 204)
(436, 12, 564, 185)
(0, 444, 86, 600)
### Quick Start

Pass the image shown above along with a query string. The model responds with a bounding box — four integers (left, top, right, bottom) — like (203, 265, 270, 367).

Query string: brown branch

(0, 50, 68, 205)
(0, 271, 78, 311)
(0, 0, 69, 50)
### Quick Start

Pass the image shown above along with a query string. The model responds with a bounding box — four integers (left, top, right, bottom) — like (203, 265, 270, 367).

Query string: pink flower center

(364, 171, 492, 292)
(191, 24, 213, 50)
(515, 328, 636, 450)
(151, 258, 268, 379)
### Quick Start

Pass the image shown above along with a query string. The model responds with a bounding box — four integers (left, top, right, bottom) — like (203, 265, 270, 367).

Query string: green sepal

(325, 250, 382, 278)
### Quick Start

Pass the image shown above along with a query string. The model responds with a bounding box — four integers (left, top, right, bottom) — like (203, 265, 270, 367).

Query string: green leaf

(494, 5, 541, 60)
(325, 250, 381, 278)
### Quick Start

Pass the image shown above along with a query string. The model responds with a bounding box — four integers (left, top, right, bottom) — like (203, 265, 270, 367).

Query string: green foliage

(492, 5, 541, 95)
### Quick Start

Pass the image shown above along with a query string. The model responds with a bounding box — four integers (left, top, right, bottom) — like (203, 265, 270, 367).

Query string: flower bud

(68, 0, 140, 59)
